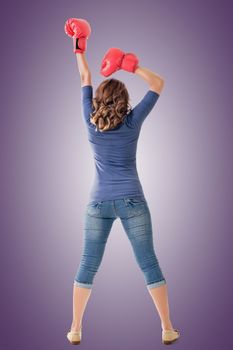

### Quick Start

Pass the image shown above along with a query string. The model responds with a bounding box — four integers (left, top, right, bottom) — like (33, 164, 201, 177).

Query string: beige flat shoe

(66, 326, 82, 345)
(162, 328, 180, 345)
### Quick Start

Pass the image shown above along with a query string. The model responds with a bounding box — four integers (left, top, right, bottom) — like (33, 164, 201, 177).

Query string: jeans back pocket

(125, 198, 147, 216)
(86, 201, 103, 217)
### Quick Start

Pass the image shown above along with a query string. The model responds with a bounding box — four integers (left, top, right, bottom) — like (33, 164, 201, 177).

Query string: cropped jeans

(73, 198, 166, 290)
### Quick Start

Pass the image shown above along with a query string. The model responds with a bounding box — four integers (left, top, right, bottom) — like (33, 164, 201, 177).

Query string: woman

(65, 18, 180, 346)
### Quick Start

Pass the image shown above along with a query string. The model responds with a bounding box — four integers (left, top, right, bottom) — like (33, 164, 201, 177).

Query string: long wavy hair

(90, 78, 132, 132)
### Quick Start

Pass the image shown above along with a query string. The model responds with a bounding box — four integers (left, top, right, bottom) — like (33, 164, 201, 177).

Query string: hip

(85, 197, 150, 220)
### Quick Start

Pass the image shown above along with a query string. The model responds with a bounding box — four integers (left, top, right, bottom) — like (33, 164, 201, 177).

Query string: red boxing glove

(121, 53, 139, 73)
(100, 48, 139, 77)
(100, 48, 124, 77)
(64, 18, 91, 53)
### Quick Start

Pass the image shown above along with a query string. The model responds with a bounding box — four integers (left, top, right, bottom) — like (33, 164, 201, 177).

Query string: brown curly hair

(90, 78, 132, 132)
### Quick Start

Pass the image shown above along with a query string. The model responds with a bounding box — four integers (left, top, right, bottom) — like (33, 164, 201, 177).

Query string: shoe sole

(66, 329, 81, 345)
(67, 333, 81, 345)
(67, 335, 81, 345)
(162, 338, 179, 345)
(68, 340, 81, 345)
(162, 329, 180, 345)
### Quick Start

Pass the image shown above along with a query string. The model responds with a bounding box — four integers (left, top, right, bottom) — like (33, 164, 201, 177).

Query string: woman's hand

(100, 48, 139, 77)
(64, 18, 92, 86)
(64, 18, 91, 54)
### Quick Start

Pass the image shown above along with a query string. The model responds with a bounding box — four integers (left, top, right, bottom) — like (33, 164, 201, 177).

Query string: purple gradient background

(1, 0, 233, 349)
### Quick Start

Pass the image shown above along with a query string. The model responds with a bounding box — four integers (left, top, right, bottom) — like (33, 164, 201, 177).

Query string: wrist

(134, 65, 140, 74)
(133, 63, 140, 73)
(73, 37, 86, 54)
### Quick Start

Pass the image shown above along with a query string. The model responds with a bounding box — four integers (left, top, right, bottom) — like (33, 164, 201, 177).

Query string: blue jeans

(73, 198, 166, 290)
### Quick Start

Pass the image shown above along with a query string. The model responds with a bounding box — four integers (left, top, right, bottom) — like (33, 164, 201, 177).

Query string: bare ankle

(161, 320, 174, 331)
(71, 322, 82, 331)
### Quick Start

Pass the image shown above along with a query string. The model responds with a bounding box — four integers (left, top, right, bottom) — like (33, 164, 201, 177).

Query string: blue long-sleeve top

(81, 85, 160, 202)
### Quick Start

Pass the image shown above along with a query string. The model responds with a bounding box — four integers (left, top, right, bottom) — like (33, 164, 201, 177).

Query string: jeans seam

(113, 200, 118, 216)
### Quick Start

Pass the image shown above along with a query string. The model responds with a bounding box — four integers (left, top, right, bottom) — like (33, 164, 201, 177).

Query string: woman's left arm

(76, 53, 92, 87)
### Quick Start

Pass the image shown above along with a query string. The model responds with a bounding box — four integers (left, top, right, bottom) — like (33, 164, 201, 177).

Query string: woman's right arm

(134, 66, 164, 95)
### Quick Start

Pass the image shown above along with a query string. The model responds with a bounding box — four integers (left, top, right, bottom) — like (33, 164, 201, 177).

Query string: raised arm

(64, 18, 92, 87)
(75, 53, 92, 87)
(134, 66, 164, 95)
(99, 48, 164, 94)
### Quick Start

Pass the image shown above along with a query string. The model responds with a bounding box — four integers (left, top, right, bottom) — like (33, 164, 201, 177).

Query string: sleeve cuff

(81, 85, 93, 99)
